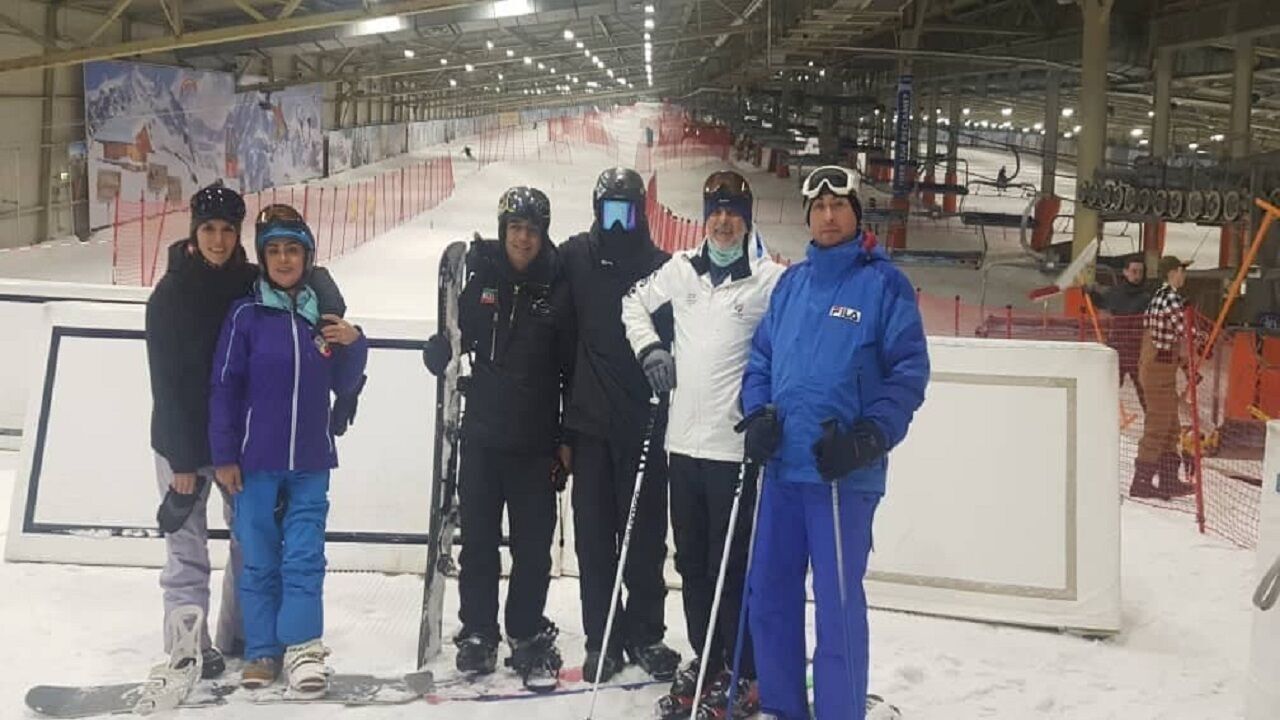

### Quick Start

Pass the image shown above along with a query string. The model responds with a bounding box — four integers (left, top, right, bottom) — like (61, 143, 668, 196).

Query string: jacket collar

(689, 227, 770, 282)
(805, 229, 882, 279)
(165, 238, 250, 278)
(254, 278, 320, 325)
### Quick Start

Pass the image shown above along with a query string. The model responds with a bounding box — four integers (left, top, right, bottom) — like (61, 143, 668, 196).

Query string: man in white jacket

(622, 171, 784, 719)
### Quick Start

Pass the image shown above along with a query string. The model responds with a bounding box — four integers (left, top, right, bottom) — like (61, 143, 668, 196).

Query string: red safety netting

(111, 157, 455, 286)
(546, 111, 619, 163)
(472, 126, 572, 166)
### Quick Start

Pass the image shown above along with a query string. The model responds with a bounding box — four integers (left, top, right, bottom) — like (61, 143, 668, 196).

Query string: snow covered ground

(0, 446, 1256, 719)
(0, 105, 1263, 719)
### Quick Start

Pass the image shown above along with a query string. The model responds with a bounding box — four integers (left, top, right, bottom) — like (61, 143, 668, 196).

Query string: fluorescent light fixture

(584, 49, 591, 57)
(491, 0, 534, 19)
(507, 49, 515, 57)
(1139, 138, 1149, 146)
(586, 80, 599, 88)
(403, 49, 416, 59)
(961, 107, 970, 115)
(644, 18, 654, 29)
(1062, 107, 1074, 117)
(1063, 131, 1073, 138)
(1147, 110, 1155, 117)
(591, 55, 599, 63)
(645, 3, 655, 12)
(349, 16, 405, 36)
(1022, 127, 1030, 133)
(1073, 124, 1082, 133)
(606, 69, 614, 78)
(1130, 127, 1143, 137)
(497, 73, 504, 80)
(1000, 107, 1013, 117)
(537, 62, 545, 69)
(449, 78, 458, 87)
(573, 77, 579, 83)
(819, 69, 825, 77)
(1211, 133, 1225, 142)
(486, 40, 495, 50)
(617, 77, 626, 84)
(550, 68, 556, 74)
(1188, 142, 1199, 150)
(807, 60, 814, 67)
(564, 29, 574, 40)
(576, 41, 584, 49)
(465, 63, 474, 71)
(524, 56, 533, 64)
(644, 32, 651, 41)
(440, 58, 448, 65)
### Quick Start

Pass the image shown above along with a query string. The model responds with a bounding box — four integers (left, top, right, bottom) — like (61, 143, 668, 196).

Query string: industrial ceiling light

(550, 68, 557, 74)
(644, 18, 655, 29)
(1063, 131, 1073, 138)
(403, 49, 416, 59)
(1073, 124, 1082, 133)
(645, 3, 655, 12)
(1188, 142, 1199, 150)
(465, 63, 474, 72)
(962, 107, 971, 116)
(537, 62, 545, 69)
(491, 0, 534, 19)
(644, 32, 651, 41)
(576, 41, 584, 49)
(606, 69, 614, 78)
(1139, 138, 1149, 146)
(449, 78, 458, 87)
(1130, 127, 1143, 137)
(486, 40, 495, 50)
(1033, 122, 1043, 130)
(350, 16, 406, 36)
(1000, 107, 1013, 117)
(524, 56, 533, 64)
(1211, 133, 1225, 142)
(440, 58, 448, 65)
(584, 49, 591, 57)
(507, 49, 515, 57)
(497, 73, 504, 80)
(1062, 107, 1074, 117)
(1147, 110, 1155, 118)
(564, 29, 574, 40)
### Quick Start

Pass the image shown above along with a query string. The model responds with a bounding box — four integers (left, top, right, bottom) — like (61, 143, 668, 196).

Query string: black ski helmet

(592, 167, 646, 229)
(189, 180, 246, 237)
(498, 186, 551, 244)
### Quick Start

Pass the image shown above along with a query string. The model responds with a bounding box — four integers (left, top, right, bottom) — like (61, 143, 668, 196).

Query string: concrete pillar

(1042, 70, 1061, 198)
(944, 94, 961, 214)
(1220, 37, 1255, 268)
(36, 2, 56, 243)
(1146, 48, 1173, 269)
(1071, 0, 1113, 262)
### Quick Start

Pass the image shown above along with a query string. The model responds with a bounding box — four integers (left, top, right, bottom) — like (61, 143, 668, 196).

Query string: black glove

(735, 405, 781, 464)
(330, 374, 367, 437)
(638, 343, 676, 394)
(156, 477, 208, 534)
(812, 419, 886, 482)
(422, 333, 451, 376)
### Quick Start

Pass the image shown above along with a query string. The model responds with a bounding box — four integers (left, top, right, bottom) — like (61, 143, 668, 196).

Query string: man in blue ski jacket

(737, 166, 929, 720)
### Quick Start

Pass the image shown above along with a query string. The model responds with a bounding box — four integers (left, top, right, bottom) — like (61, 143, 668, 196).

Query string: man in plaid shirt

(1133, 255, 1198, 499)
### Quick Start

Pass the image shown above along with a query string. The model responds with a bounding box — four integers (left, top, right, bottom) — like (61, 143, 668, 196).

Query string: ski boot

(505, 621, 563, 694)
(283, 639, 329, 699)
(694, 672, 759, 720)
(195, 647, 226, 679)
(627, 640, 681, 681)
(454, 632, 498, 677)
(135, 606, 205, 714)
(653, 658, 706, 719)
(583, 649, 625, 683)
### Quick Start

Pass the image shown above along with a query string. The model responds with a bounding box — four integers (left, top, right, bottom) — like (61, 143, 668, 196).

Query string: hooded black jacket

(457, 237, 576, 454)
(146, 239, 347, 473)
(559, 222, 673, 441)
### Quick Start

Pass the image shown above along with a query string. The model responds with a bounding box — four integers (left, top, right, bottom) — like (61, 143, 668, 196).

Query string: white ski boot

(283, 639, 329, 699)
(134, 605, 204, 715)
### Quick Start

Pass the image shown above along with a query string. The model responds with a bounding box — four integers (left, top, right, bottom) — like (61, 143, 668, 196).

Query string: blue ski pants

(748, 475, 879, 720)
(234, 470, 330, 661)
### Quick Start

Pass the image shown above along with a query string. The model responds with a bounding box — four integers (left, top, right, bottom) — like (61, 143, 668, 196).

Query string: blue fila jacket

(741, 231, 929, 493)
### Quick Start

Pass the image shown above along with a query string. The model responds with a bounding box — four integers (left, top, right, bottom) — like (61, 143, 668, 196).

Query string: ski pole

(724, 465, 764, 715)
(692, 461, 747, 718)
(830, 480, 861, 712)
(585, 396, 660, 720)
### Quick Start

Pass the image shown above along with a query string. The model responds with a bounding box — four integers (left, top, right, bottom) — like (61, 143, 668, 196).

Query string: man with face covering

(422, 187, 576, 692)
(559, 167, 681, 683)
(622, 171, 783, 719)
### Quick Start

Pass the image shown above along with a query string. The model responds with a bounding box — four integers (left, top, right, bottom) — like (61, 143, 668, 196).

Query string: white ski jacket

(621, 230, 785, 463)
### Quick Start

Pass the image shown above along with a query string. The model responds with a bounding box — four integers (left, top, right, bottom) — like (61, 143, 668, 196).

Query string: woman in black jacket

(147, 184, 347, 677)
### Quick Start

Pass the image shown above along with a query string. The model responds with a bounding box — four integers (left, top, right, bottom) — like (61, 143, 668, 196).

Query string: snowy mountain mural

(228, 84, 324, 194)
(84, 61, 324, 227)
(84, 61, 234, 227)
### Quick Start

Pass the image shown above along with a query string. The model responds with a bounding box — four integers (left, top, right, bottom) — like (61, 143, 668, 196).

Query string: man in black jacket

(147, 185, 347, 677)
(1090, 254, 1153, 409)
(559, 167, 680, 683)
(422, 187, 576, 692)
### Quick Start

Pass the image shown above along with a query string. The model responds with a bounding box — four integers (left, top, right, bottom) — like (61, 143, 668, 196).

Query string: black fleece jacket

(145, 239, 346, 473)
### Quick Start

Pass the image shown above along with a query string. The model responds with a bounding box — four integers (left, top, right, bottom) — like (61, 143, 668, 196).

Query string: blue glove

(735, 405, 781, 464)
(812, 419, 886, 481)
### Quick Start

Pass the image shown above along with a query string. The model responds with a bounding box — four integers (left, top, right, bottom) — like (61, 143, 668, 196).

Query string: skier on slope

(738, 166, 929, 720)
(421, 187, 577, 692)
(209, 206, 368, 696)
(559, 167, 682, 682)
(146, 185, 349, 678)
(621, 171, 784, 719)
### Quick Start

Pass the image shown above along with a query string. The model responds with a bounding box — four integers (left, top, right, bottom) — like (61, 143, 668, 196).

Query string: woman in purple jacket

(208, 207, 368, 696)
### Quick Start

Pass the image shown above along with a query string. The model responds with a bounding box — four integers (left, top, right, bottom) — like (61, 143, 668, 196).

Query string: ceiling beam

(0, 9, 60, 50)
(0, 0, 484, 75)
(230, 0, 268, 22)
(84, 0, 136, 46)
(1153, 0, 1280, 50)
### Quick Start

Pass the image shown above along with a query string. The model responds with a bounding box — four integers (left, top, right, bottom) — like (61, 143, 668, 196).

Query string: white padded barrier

(7, 305, 1121, 633)
(1246, 421, 1280, 719)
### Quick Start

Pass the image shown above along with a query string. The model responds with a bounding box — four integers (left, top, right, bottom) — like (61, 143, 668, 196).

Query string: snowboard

(411, 664, 664, 703)
(26, 674, 420, 717)
(418, 239, 470, 667)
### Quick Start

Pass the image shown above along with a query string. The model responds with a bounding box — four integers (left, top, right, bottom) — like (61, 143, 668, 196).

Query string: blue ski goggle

(600, 199, 637, 232)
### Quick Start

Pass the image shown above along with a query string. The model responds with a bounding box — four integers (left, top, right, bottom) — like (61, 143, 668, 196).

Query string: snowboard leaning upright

(418, 239, 470, 669)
